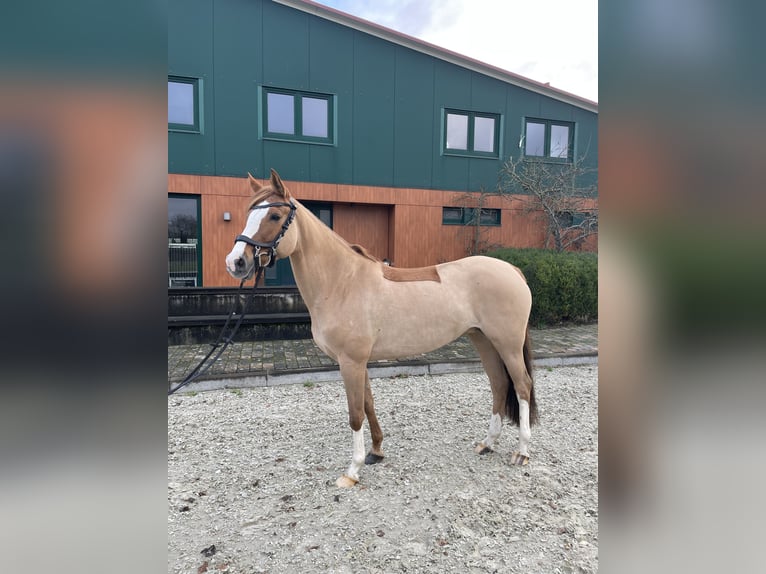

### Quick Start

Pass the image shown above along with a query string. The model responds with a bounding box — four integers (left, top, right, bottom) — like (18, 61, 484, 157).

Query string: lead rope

(167, 266, 265, 396)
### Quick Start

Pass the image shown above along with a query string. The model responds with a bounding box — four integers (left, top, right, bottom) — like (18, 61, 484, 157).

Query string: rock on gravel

(168, 365, 598, 573)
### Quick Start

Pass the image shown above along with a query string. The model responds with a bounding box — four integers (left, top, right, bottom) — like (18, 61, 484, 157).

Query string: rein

(167, 268, 264, 396)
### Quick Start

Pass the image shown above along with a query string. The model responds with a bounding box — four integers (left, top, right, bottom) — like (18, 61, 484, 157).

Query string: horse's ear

(247, 172, 263, 194)
(269, 168, 289, 198)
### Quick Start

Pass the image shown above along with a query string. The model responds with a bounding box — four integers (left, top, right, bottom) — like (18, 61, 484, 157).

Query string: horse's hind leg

(467, 330, 510, 455)
(501, 342, 536, 466)
(364, 373, 385, 464)
(336, 359, 368, 488)
(471, 327, 537, 466)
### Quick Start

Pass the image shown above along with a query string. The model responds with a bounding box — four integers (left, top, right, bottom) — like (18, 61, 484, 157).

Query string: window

(168, 76, 202, 133)
(557, 211, 597, 229)
(442, 207, 501, 226)
(168, 195, 201, 287)
(262, 87, 334, 144)
(443, 109, 500, 158)
(523, 118, 574, 161)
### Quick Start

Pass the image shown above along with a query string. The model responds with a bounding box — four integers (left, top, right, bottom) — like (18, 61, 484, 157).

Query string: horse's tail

(505, 326, 538, 426)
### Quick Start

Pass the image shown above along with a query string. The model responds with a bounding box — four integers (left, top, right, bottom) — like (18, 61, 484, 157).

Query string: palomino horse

(226, 170, 537, 488)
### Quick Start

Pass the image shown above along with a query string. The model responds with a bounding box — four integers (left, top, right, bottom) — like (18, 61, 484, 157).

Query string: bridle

(234, 201, 297, 269)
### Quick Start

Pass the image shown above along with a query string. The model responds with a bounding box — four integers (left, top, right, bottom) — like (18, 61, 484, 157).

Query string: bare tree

(500, 154, 598, 252)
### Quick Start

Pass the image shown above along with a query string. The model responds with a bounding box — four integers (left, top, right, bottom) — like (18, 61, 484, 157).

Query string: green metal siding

(468, 73, 508, 190)
(168, 0, 598, 194)
(432, 60, 472, 190)
(168, 0, 215, 174)
(212, 0, 263, 176)
(307, 18, 354, 183)
(352, 34, 396, 187)
(262, 2, 309, 88)
(393, 48, 435, 188)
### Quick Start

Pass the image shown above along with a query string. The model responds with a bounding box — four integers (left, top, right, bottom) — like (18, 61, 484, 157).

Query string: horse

(225, 169, 537, 488)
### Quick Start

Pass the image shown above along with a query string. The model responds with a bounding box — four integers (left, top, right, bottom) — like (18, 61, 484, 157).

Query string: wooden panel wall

(169, 174, 594, 286)
(333, 204, 391, 261)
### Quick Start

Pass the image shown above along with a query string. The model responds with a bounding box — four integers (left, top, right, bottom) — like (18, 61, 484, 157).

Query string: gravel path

(168, 365, 598, 573)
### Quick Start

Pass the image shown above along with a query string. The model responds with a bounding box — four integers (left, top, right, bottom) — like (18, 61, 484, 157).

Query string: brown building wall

(168, 173, 595, 287)
(333, 204, 391, 261)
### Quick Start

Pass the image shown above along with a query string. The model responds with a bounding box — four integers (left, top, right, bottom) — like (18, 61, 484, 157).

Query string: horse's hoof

(510, 452, 529, 466)
(365, 452, 384, 465)
(474, 443, 493, 455)
(336, 474, 358, 488)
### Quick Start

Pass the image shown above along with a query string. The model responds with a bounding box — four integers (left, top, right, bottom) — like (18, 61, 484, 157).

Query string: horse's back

(438, 255, 527, 288)
(437, 255, 532, 315)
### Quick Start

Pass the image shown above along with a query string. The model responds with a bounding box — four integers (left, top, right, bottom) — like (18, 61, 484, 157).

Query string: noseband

(234, 201, 297, 268)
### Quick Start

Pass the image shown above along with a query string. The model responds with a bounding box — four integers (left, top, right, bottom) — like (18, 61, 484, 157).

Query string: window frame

(557, 210, 597, 230)
(261, 86, 335, 145)
(523, 117, 575, 162)
(442, 206, 502, 227)
(168, 193, 203, 287)
(442, 108, 501, 159)
(168, 76, 203, 134)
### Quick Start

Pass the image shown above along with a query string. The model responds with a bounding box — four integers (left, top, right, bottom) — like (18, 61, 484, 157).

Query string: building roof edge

(273, 0, 598, 113)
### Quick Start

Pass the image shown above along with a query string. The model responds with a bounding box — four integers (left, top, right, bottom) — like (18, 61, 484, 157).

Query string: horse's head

(225, 169, 298, 280)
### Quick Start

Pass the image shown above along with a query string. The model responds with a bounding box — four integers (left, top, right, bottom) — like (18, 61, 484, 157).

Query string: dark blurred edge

(600, 1, 766, 572)
(0, 2, 167, 573)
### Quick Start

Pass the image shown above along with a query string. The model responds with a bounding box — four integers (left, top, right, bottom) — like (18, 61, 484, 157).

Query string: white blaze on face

(225, 200, 270, 273)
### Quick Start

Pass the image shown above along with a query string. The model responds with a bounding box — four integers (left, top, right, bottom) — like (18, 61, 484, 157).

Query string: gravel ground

(168, 365, 598, 573)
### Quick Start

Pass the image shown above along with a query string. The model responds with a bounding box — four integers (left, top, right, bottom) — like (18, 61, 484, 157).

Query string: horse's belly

(368, 318, 469, 361)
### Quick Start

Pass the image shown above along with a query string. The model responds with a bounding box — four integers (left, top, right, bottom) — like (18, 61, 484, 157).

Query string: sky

(312, 0, 598, 103)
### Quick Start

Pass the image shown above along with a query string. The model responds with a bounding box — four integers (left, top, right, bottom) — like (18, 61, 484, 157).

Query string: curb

(169, 353, 597, 394)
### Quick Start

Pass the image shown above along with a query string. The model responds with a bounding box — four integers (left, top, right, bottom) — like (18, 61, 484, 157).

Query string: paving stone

(168, 323, 597, 386)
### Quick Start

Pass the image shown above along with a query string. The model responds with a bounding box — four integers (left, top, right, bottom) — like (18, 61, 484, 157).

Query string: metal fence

(168, 243, 198, 287)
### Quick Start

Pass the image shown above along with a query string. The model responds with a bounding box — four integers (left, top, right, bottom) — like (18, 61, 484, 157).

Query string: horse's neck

(289, 205, 364, 310)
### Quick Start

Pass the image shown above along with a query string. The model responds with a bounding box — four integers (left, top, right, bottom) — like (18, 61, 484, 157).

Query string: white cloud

(316, 0, 598, 102)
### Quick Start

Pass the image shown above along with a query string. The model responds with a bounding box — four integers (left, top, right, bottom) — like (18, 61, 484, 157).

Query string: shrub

(486, 247, 597, 326)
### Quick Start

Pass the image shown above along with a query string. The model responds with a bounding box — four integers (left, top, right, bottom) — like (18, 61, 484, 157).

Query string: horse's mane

(349, 243, 380, 263)
(288, 197, 380, 263)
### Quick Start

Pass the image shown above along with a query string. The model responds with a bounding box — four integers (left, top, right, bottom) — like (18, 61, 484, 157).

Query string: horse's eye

(270, 213, 281, 221)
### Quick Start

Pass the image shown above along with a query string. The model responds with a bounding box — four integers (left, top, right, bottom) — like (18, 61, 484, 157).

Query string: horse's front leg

(364, 373, 385, 464)
(336, 359, 368, 488)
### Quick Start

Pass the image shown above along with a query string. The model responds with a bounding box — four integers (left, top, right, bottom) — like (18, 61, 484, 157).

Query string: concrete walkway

(168, 323, 597, 392)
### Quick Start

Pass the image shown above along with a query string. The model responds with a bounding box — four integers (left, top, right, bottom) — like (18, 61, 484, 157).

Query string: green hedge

(486, 248, 598, 326)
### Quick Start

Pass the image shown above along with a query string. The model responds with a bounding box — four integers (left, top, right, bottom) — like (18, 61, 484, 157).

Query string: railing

(168, 286, 312, 345)
(168, 243, 198, 287)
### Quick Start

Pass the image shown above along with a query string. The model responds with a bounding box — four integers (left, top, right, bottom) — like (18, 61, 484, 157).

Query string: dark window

(168, 195, 201, 287)
(443, 109, 500, 158)
(168, 76, 201, 133)
(442, 207, 501, 226)
(476, 208, 501, 226)
(524, 118, 574, 161)
(557, 211, 574, 227)
(442, 207, 465, 225)
(262, 87, 334, 144)
(557, 211, 597, 229)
